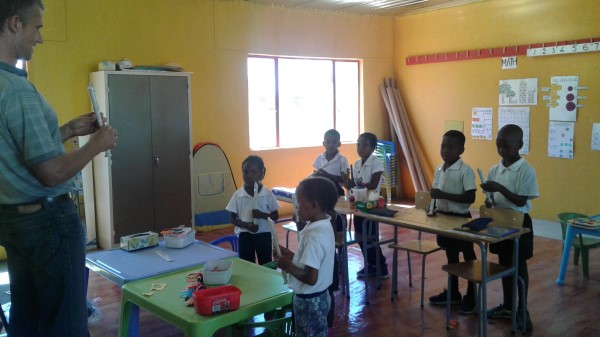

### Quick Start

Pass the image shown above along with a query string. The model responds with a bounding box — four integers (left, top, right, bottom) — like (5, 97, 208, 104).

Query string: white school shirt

(433, 158, 476, 214)
(226, 185, 280, 234)
(312, 152, 349, 177)
(352, 154, 384, 194)
(287, 216, 335, 295)
(486, 158, 539, 213)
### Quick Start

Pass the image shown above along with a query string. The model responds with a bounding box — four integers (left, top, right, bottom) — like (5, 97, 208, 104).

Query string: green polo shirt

(0, 62, 75, 204)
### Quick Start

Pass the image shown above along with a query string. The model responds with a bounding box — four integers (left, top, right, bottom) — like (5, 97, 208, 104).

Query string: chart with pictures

(549, 76, 579, 121)
(471, 107, 493, 140)
(498, 78, 538, 106)
(498, 107, 530, 154)
(548, 121, 574, 159)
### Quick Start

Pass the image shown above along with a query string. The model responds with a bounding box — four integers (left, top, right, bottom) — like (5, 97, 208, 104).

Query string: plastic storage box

(164, 227, 195, 248)
(120, 231, 159, 251)
(202, 260, 233, 285)
(193, 285, 241, 315)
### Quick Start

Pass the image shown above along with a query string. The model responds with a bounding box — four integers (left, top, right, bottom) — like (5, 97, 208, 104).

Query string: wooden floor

(87, 220, 600, 337)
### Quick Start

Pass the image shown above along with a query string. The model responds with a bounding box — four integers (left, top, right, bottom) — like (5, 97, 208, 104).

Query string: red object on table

(193, 285, 241, 315)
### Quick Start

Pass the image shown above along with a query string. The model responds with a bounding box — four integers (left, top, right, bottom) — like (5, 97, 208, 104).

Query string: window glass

(248, 56, 360, 150)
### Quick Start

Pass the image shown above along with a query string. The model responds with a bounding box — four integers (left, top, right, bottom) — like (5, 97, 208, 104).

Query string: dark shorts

(489, 213, 533, 261)
(435, 210, 472, 250)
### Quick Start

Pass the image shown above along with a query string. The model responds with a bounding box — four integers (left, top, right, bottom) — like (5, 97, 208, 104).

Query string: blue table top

(86, 240, 237, 285)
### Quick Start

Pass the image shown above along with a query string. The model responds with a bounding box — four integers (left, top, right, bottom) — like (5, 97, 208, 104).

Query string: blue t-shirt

(0, 62, 75, 204)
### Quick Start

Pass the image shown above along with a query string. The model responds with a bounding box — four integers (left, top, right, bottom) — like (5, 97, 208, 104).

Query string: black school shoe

(518, 310, 533, 333)
(429, 290, 462, 306)
(356, 265, 389, 279)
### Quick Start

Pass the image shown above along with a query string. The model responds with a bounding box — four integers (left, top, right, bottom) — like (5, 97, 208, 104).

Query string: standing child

(226, 155, 280, 264)
(481, 124, 538, 332)
(427, 130, 477, 314)
(276, 177, 337, 337)
(311, 128, 348, 329)
(312, 129, 349, 196)
(343, 132, 388, 278)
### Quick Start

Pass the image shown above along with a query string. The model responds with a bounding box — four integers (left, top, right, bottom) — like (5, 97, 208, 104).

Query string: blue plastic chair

(209, 235, 239, 254)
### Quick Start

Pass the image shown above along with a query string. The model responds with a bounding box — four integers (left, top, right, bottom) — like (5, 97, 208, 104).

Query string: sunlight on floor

(0, 272, 9, 286)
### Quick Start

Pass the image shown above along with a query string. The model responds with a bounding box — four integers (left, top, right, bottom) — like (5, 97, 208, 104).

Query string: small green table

(119, 257, 293, 337)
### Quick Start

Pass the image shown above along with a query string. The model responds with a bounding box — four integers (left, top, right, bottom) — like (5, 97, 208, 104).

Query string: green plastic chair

(228, 305, 293, 337)
(557, 212, 600, 278)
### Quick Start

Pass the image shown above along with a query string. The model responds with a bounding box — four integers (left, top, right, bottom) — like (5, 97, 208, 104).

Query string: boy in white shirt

(312, 129, 349, 196)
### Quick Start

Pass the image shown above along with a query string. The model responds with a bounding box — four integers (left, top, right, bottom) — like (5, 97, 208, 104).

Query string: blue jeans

(0, 199, 88, 337)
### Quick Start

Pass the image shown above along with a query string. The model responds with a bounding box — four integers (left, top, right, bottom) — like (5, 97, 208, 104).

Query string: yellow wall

(394, 0, 600, 220)
(30, 0, 394, 214)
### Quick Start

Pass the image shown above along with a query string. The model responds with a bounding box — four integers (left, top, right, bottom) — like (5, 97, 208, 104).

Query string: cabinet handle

(154, 155, 160, 167)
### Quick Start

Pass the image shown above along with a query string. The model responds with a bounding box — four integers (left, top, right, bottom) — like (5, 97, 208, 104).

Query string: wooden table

(118, 257, 293, 337)
(556, 221, 600, 285)
(335, 197, 528, 337)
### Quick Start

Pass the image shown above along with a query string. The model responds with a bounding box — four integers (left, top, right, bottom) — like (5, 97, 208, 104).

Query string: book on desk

(454, 226, 519, 238)
(568, 214, 600, 229)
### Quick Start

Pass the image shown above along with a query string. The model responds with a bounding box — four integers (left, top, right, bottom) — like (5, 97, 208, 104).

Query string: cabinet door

(150, 75, 192, 229)
(107, 75, 155, 239)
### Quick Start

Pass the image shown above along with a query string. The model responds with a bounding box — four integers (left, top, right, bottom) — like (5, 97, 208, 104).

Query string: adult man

(0, 1, 118, 336)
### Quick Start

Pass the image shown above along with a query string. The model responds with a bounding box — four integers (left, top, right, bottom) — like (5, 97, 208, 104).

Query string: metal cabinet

(88, 71, 193, 249)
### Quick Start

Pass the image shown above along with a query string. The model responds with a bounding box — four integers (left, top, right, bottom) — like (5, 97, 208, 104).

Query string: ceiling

(245, 0, 485, 16)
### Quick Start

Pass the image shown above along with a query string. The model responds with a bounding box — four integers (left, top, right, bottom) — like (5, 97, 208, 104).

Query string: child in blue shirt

(226, 155, 280, 264)
(481, 124, 538, 332)
(427, 130, 477, 314)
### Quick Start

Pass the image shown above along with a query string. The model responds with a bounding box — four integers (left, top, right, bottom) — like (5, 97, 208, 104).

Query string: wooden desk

(557, 222, 600, 285)
(119, 258, 293, 337)
(335, 197, 528, 337)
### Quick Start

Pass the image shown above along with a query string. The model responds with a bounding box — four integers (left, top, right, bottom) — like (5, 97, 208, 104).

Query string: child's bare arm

(315, 169, 343, 183)
(276, 256, 319, 285)
(230, 213, 258, 232)
(480, 181, 528, 207)
(431, 189, 476, 204)
(363, 171, 383, 190)
(252, 209, 279, 222)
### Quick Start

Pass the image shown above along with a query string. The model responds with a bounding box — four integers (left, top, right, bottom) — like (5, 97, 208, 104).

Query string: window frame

(247, 54, 361, 150)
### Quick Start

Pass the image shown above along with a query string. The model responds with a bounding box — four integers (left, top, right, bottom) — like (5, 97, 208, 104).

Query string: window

(16, 60, 24, 69)
(248, 56, 360, 150)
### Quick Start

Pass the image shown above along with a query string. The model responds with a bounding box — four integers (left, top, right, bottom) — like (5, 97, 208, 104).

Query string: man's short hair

(0, 0, 45, 33)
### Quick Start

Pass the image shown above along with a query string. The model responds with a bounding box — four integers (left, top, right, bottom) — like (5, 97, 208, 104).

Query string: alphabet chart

(498, 107, 530, 154)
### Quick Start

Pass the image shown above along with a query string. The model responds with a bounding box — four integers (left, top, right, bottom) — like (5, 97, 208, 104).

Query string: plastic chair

(387, 191, 442, 306)
(228, 305, 293, 337)
(209, 235, 239, 254)
(557, 212, 600, 278)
